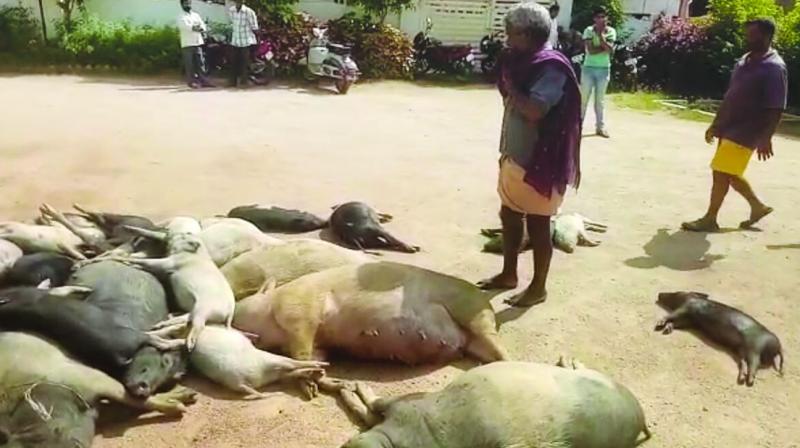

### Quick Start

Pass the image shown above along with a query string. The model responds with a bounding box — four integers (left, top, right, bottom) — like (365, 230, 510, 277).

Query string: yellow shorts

(710, 139, 753, 177)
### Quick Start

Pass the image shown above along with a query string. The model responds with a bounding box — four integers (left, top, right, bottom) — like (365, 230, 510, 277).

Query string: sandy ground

(0, 74, 798, 448)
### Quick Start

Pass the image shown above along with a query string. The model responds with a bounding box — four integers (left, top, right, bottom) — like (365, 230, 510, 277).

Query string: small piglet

(656, 291, 784, 386)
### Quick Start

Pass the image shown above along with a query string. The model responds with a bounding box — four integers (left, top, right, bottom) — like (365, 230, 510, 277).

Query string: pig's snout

(126, 381, 152, 399)
(657, 292, 671, 302)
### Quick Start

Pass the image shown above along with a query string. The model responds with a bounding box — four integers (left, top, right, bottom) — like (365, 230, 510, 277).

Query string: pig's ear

(36, 279, 52, 290)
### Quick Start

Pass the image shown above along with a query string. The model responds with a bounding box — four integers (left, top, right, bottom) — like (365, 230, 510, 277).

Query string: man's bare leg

(683, 170, 729, 232)
(478, 206, 523, 290)
(505, 213, 550, 307)
(730, 176, 773, 228)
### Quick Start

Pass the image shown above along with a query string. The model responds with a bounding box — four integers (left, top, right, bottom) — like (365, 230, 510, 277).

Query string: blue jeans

(580, 66, 610, 131)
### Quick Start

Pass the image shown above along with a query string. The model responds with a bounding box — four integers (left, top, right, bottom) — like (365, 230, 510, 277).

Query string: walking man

(683, 18, 787, 232)
(580, 7, 616, 138)
(228, 0, 259, 88)
(177, 0, 212, 88)
(478, 2, 582, 307)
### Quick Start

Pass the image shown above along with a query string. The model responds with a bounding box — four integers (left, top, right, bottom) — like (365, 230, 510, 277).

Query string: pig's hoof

(300, 379, 319, 400)
(556, 355, 568, 368)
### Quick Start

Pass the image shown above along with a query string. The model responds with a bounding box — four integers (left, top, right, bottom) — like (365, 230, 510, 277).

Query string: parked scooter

(413, 18, 474, 76)
(204, 30, 277, 85)
(298, 26, 359, 94)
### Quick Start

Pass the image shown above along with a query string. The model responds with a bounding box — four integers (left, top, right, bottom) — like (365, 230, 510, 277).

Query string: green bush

(59, 13, 180, 72)
(571, 0, 623, 31)
(328, 13, 413, 79)
(778, 7, 800, 105)
(0, 5, 42, 52)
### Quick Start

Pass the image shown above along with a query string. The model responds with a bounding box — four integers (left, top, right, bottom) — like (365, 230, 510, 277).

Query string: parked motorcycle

(478, 31, 504, 77)
(413, 18, 474, 76)
(298, 26, 359, 94)
(203, 30, 277, 86)
(612, 43, 639, 91)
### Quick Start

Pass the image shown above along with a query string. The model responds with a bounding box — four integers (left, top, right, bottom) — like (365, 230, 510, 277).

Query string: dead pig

(71, 203, 157, 245)
(481, 212, 607, 254)
(228, 204, 327, 233)
(0, 382, 97, 448)
(190, 325, 328, 399)
(0, 239, 23, 281)
(0, 221, 86, 259)
(114, 230, 236, 351)
(6, 253, 75, 287)
(0, 331, 197, 416)
(0, 285, 184, 384)
(221, 238, 369, 300)
(656, 291, 784, 386)
(234, 261, 508, 365)
(329, 202, 419, 253)
(338, 360, 651, 448)
(67, 260, 187, 397)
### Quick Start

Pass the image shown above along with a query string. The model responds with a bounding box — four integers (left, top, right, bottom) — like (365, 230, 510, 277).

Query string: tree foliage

(347, 0, 415, 23)
(570, 0, 623, 31)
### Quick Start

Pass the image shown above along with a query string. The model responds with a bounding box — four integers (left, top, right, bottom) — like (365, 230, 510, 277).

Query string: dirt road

(0, 75, 798, 448)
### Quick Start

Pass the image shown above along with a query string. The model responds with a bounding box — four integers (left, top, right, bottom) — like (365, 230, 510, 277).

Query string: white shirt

(548, 16, 559, 49)
(229, 5, 258, 47)
(177, 10, 206, 48)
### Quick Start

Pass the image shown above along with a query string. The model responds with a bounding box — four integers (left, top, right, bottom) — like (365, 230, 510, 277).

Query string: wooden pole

(37, 0, 48, 42)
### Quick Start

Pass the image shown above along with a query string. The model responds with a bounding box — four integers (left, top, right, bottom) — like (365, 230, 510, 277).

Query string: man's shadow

(625, 228, 725, 271)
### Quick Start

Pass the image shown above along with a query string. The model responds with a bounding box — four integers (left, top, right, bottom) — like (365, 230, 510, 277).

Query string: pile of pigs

(0, 202, 784, 447)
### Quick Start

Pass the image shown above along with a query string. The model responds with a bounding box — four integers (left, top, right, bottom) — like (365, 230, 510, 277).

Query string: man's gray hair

(505, 2, 552, 42)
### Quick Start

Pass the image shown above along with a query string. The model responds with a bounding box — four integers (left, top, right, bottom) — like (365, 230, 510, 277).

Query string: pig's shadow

(180, 374, 308, 402)
(625, 228, 725, 271)
(96, 404, 180, 438)
(767, 243, 800, 250)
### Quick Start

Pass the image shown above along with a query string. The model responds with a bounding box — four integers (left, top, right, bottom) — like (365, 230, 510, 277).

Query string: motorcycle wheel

(335, 78, 353, 95)
(480, 58, 496, 75)
(413, 58, 430, 77)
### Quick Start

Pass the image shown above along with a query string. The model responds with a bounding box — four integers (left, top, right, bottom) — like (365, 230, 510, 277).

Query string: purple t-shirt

(715, 50, 788, 150)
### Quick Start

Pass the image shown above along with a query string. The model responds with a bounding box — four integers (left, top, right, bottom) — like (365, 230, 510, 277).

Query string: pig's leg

(339, 386, 381, 427)
(377, 213, 393, 224)
(115, 256, 177, 276)
(466, 333, 510, 362)
(147, 322, 188, 338)
(745, 350, 761, 387)
(57, 241, 88, 261)
(152, 314, 190, 330)
(147, 334, 187, 351)
(40, 204, 103, 249)
(577, 228, 601, 247)
(48, 286, 93, 298)
(655, 307, 690, 334)
(99, 379, 196, 415)
(737, 355, 748, 385)
(236, 384, 269, 399)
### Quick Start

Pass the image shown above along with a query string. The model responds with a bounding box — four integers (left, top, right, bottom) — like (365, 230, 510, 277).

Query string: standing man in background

(228, 0, 258, 88)
(548, 2, 560, 50)
(177, 0, 213, 89)
(581, 7, 616, 138)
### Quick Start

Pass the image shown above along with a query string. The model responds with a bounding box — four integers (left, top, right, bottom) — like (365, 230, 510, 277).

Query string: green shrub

(259, 12, 315, 74)
(778, 7, 800, 106)
(328, 13, 413, 79)
(571, 0, 623, 31)
(0, 5, 42, 52)
(59, 13, 180, 72)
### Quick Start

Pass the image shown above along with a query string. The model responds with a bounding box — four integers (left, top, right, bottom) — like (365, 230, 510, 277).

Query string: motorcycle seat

(327, 43, 351, 55)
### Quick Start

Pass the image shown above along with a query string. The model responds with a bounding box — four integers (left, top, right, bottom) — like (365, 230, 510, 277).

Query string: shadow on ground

(766, 243, 800, 250)
(625, 228, 726, 271)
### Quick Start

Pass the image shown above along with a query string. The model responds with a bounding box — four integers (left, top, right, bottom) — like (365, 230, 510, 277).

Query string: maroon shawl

(498, 47, 582, 198)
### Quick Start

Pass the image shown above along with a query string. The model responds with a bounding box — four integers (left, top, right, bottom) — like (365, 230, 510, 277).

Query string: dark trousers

(181, 45, 207, 86)
(230, 46, 250, 86)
